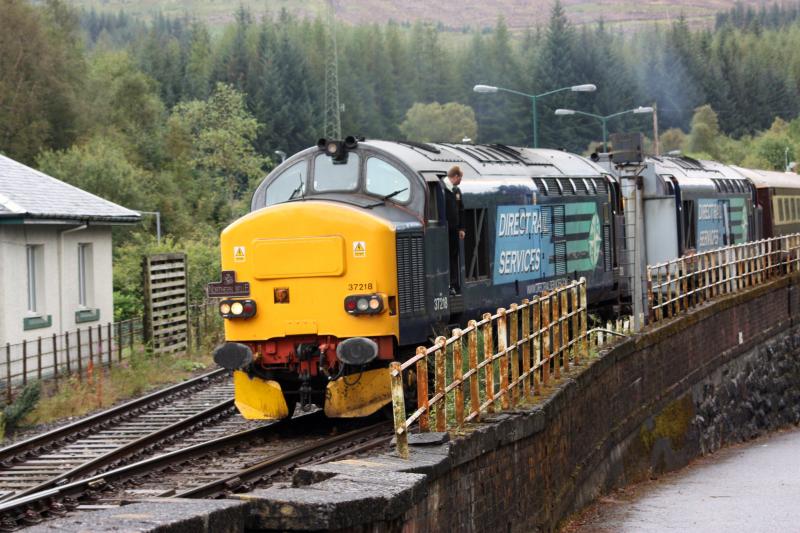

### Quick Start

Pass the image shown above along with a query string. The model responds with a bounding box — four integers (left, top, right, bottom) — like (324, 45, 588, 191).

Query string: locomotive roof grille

(490, 143, 538, 164)
(442, 143, 524, 165)
(396, 140, 441, 154)
(674, 156, 705, 170)
(654, 155, 706, 171)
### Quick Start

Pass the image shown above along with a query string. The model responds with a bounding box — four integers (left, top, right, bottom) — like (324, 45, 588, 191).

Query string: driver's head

(447, 165, 463, 186)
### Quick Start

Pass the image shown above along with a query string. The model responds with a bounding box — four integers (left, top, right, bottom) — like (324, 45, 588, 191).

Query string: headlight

(231, 302, 244, 315)
(219, 302, 231, 315)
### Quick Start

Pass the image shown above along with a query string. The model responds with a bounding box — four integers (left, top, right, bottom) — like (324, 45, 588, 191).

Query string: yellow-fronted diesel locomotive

(209, 137, 621, 419)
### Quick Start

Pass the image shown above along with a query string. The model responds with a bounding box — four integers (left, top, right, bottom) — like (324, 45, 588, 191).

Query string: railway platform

(568, 425, 800, 532)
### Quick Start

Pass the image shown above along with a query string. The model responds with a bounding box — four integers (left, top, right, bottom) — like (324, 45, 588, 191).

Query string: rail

(390, 278, 589, 458)
(646, 234, 800, 323)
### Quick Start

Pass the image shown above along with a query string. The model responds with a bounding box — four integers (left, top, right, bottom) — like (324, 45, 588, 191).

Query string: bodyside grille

(396, 232, 426, 316)
(603, 224, 613, 271)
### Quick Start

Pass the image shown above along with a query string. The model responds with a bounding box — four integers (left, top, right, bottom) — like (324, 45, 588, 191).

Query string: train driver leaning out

(445, 165, 465, 294)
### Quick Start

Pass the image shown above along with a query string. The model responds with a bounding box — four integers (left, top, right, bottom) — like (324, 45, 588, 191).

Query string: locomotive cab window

(426, 181, 443, 222)
(264, 160, 308, 206)
(682, 201, 696, 250)
(464, 208, 490, 281)
(365, 158, 411, 203)
(314, 152, 360, 192)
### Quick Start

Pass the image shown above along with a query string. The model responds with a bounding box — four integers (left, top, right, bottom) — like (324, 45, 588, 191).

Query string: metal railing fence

(646, 234, 800, 323)
(390, 278, 589, 458)
(389, 234, 800, 458)
(1, 301, 222, 403)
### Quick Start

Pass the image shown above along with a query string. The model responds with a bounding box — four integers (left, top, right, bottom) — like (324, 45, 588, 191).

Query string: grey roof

(0, 155, 141, 224)
(731, 166, 800, 189)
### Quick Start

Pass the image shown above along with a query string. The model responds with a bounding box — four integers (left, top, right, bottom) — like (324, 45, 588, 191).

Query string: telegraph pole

(323, 0, 342, 139)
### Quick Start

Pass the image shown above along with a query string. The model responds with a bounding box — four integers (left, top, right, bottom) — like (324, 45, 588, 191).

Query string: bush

(0, 382, 42, 439)
(113, 230, 221, 320)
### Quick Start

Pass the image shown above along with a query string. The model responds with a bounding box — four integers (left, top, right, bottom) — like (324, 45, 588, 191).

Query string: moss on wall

(640, 395, 695, 453)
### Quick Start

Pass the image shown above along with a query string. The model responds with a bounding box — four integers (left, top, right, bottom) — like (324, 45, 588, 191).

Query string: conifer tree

(534, 1, 583, 149)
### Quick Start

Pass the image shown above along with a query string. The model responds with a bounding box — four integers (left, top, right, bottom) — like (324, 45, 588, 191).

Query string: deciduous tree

(399, 102, 477, 142)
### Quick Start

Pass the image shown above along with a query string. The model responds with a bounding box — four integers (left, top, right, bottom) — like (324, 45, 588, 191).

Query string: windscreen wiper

(381, 187, 408, 201)
(365, 187, 408, 208)
(288, 181, 304, 200)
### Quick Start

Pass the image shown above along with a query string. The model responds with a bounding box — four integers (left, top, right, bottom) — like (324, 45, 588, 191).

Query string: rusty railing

(390, 278, 589, 458)
(646, 234, 800, 323)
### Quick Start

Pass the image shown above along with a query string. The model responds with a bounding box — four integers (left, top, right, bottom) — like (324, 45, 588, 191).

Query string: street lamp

(473, 83, 597, 148)
(274, 150, 287, 164)
(554, 106, 654, 152)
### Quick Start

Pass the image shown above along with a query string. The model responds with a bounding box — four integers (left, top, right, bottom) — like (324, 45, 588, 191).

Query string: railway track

(0, 368, 237, 503)
(0, 412, 391, 530)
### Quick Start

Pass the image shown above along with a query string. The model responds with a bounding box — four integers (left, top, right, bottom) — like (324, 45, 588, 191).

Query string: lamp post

(473, 83, 596, 148)
(554, 106, 654, 152)
(274, 150, 287, 164)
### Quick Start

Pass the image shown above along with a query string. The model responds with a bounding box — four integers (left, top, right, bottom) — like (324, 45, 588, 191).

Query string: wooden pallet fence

(391, 278, 589, 459)
(646, 234, 800, 324)
(143, 253, 188, 355)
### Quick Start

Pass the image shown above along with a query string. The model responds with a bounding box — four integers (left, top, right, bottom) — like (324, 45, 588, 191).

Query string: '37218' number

(433, 296, 448, 311)
(347, 282, 374, 291)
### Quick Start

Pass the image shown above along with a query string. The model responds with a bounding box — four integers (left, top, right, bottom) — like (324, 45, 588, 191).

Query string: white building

(0, 155, 140, 346)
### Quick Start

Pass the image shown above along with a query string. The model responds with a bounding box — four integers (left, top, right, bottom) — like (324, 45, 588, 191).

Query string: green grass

(22, 345, 214, 427)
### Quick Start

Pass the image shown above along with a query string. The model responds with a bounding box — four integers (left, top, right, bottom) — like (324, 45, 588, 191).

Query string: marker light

(344, 294, 384, 315)
(218, 299, 257, 319)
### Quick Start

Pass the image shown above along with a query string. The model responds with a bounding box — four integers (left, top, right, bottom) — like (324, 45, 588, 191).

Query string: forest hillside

(67, 0, 774, 30)
(3, 0, 800, 316)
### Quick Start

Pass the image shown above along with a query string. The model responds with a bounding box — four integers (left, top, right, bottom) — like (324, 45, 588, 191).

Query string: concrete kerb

(24, 497, 248, 533)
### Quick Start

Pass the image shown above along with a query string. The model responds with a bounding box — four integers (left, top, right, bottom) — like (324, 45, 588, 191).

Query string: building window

(78, 243, 94, 308)
(26, 245, 43, 314)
